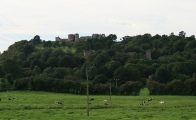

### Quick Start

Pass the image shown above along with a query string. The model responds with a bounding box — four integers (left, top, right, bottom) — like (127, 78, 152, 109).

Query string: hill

(0, 32, 196, 95)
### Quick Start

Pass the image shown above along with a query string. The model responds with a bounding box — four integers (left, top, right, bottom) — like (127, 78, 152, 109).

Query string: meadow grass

(0, 90, 196, 120)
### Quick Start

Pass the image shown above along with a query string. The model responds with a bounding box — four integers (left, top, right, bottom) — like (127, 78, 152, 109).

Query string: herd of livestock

(0, 97, 165, 106)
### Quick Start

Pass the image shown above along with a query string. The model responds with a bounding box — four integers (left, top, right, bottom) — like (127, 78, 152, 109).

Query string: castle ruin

(55, 33, 105, 42)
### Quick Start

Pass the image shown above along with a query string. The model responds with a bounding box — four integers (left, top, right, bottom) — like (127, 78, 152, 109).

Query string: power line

(0, 23, 24, 41)
(0, 14, 30, 40)
(0, 34, 13, 42)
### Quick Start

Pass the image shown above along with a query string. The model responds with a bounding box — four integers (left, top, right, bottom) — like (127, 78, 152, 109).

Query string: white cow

(159, 101, 164, 104)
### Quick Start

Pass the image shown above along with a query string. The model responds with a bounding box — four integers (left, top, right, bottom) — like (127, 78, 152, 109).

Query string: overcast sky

(0, 0, 196, 52)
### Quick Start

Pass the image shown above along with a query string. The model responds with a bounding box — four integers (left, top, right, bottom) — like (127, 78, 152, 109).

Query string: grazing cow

(8, 97, 18, 100)
(103, 100, 108, 105)
(0, 98, 1, 101)
(55, 101, 62, 104)
(139, 101, 147, 106)
(12, 97, 17, 100)
(90, 98, 94, 101)
(159, 101, 164, 104)
(148, 98, 153, 102)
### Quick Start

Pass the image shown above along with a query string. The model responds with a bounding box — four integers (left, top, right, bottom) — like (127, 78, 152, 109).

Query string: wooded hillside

(0, 32, 196, 95)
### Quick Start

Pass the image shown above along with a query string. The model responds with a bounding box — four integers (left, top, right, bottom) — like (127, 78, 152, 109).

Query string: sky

(0, 0, 196, 53)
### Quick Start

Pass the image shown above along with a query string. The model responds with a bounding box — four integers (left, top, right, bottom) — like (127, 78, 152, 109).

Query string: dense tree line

(0, 32, 195, 95)
(147, 76, 196, 95)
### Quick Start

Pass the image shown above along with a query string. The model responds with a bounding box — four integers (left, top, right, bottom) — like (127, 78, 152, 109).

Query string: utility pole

(86, 67, 89, 116)
(84, 54, 92, 116)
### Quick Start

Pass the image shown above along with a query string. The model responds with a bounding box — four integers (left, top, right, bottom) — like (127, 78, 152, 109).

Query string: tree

(54, 68, 67, 79)
(184, 78, 196, 95)
(119, 81, 143, 95)
(73, 41, 88, 52)
(107, 34, 117, 41)
(43, 41, 52, 48)
(0, 78, 6, 89)
(1, 59, 22, 80)
(43, 67, 55, 77)
(147, 81, 166, 95)
(93, 74, 108, 84)
(173, 40, 186, 51)
(124, 63, 142, 81)
(94, 42, 103, 50)
(52, 41, 60, 48)
(46, 57, 59, 67)
(33, 66, 41, 75)
(30, 60, 45, 71)
(58, 55, 76, 68)
(106, 61, 121, 78)
(179, 31, 186, 37)
(33, 75, 54, 91)
(141, 43, 151, 50)
(87, 66, 98, 80)
(73, 70, 83, 79)
(105, 39, 115, 49)
(93, 84, 109, 95)
(184, 40, 196, 50)
(40, 48, 52, 62)
(51, 49, 64, 57)
(151, 48, 161, 59)
(154, 68, 171, 83)
(172, 61, 196, 76)
(111, 43, 124, 52)
(170, 32, 175, 36)
(61, 41, 67, 47)
(93, 54, 110, 66)
(113, 67, 129, 85)
(14, 77, 32, 90)
(166, 80, 184, 95)
(31, 35, 41, 44)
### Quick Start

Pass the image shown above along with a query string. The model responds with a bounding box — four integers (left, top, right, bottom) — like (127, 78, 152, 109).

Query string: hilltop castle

(55, 33, 105, 42)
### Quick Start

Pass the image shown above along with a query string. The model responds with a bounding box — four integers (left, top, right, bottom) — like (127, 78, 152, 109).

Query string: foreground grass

(0, 91, 196, 120)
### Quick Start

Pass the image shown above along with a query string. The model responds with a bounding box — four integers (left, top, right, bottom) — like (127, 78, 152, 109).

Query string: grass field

(0, 90, 196, 120)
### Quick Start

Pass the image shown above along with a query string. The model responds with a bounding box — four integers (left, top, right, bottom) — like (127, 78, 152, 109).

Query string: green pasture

(0, 90, 196, 120)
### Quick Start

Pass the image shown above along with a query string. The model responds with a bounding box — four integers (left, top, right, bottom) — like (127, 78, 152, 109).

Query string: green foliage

(120, 81, 143, 95)
(0, 32, 196, 95)
(113, 67, 129, 84)
(124, 63, 142, 81)
(33, 66, 41, 75)
(73, 41, 88, 52)
(151, 48, 161, 59)
(1, 59, 22, 80)
(106, 60, 121, 78)
(54, 67, 71, 79)
(167, 80, 184, 95)
(93, 83, 110, 94)
(148, 78, 196, 95)
(147, 81, 166, 95)
(43, 67, 55, 77)
(111, 43, 124, 52)
(87, 66, 98, 80)
(31, 35, 41, 44)
(73, 69, 83, 79)
(154, 67, 172, 83)
(43, 41, 52, 48)
(93, 54, 110, 66)
(184, 78, 196, 95)
(93, 74, 108, 84)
